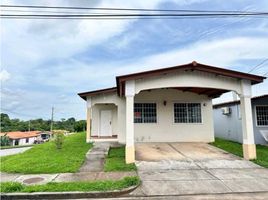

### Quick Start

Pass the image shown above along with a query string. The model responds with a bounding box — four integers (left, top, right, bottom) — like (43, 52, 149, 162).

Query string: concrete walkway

(132, 143, 268, 196)
(79, 142, 110, 172)
(0, 147, 32, 157)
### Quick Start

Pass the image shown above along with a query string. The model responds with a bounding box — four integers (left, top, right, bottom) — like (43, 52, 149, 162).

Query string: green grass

(0, 132, 92, 174)
(104, 147, 137, 172)
(0, 176, 140, 193)
(211, 137, 268, 168)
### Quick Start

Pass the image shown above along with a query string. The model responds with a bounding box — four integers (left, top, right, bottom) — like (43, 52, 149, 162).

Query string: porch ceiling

(172, 87, 229, 98)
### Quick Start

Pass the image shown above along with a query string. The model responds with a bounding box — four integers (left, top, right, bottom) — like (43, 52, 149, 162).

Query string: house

(78, 61, 266, 163)
(213, 94, 268, 145)
(1, 131, 41, 146)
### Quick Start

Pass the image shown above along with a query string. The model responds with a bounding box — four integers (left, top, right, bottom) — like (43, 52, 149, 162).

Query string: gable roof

(1, 131, 41, 139)
(78, 61, 266, 100)
(78, 87, 117, 100)
(116, 61, 266, 96)
(213, 94, 268, 108)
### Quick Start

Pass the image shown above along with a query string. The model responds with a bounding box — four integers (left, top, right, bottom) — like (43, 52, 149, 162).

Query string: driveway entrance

(134, 143, 268, 196)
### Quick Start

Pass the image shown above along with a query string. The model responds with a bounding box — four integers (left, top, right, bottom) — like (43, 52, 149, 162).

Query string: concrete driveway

(133, 143, 268, 196)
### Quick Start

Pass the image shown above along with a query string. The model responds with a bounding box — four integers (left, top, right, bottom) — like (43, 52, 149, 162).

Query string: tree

(0, 134, 10, 146)
(54, 131, 64, 149)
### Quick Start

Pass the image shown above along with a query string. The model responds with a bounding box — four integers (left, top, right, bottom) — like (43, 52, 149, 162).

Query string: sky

(1, 0, 268, 121)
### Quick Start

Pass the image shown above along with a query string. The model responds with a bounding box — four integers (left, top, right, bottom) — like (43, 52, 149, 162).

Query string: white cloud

(0, 69, 11, 82)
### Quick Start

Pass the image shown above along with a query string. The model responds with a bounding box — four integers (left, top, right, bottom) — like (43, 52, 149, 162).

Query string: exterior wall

(11, 137, 37, 146)
(134, 89, 214, 143)
(213, 104, 243, 143)
(213, 96, 268, 145)
(91, 104, 118, 136)
(91, 92, 125, 143)
(252, 96, 268, 145)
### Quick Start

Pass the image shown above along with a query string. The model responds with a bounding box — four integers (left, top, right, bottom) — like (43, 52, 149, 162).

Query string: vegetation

(0, 134, 10, 146)
(54, 131, 65, 149)
(104, 147, 137, 172)
(0, 144, 34, 150)
(0, 176, 140, 193)
(211, 138, 268, 168)
(1, 132, 92, 174)
(0, 113, 86, 133)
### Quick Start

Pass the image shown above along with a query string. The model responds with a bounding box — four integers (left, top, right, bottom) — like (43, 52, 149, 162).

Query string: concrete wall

(252, 96, 268, 145)
(213, 96, 268, 145)
(11, 137, 37, 146)
(134, 89, 214, 143)
(91, 104, 118, 136)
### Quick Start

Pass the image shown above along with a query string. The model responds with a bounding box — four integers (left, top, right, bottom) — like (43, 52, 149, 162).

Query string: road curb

(1, 185, 139, 199)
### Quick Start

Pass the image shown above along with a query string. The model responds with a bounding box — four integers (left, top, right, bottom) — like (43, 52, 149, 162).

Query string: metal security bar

(134, 103, 157, 123)
(256, 106, 268, 126)
(174, 103, 202, 123)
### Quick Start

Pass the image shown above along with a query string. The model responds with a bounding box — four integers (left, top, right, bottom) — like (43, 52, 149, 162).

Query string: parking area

(133, 143, 268, 196)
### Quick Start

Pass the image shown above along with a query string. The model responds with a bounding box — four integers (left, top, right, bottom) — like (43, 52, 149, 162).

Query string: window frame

(255, 105, 268, 127)
(173, 102, 203, 124)
(134, 102, 158, 124)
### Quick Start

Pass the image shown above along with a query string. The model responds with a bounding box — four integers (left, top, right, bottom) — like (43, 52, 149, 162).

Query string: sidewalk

(0, 142, 137, 185)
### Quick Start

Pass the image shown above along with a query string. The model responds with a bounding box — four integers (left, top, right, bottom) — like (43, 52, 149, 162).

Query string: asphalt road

(0, 146, 32, 157)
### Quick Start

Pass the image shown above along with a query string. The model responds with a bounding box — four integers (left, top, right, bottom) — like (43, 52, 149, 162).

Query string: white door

(100, 110, 112, 137)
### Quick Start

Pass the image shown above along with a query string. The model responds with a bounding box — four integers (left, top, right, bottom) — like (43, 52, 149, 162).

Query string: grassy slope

(104, 147, 137, 172)
(211, 138, 268, 168)
(1, 132, 92, 174)
(0, 176, 140, 193)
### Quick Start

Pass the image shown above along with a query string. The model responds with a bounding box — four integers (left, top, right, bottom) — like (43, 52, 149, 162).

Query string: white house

(78, 61, 266, 163)
(1, 131, 41, 146)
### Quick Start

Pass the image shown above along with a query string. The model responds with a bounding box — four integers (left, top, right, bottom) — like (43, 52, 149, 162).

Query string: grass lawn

(104, 146, 137, 172)
(211, 137, 268, 168)
(1, 132, 92, 174)
(0, 144, 34, 150)
(0, 176, 140, 193)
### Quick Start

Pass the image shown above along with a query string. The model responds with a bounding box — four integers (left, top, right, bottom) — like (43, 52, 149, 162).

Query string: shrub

(54, 131, 64, 149)
(0, 135, 10, 146)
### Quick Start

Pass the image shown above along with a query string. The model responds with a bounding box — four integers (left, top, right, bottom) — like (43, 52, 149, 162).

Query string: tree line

(0, 113, 86, 133)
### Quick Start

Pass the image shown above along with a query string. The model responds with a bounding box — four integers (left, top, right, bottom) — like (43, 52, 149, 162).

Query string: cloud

(0, 70, 11, 82)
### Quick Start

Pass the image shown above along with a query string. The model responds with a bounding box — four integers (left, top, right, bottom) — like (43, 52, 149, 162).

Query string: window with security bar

(174, 103, 202, 123)
(134, 103, 157, 123)
(256, 106, 268, 126)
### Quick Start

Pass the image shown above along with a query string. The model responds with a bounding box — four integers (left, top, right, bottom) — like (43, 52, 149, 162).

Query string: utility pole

(50, 106, 54, 133)
(28, 120, 31, 132)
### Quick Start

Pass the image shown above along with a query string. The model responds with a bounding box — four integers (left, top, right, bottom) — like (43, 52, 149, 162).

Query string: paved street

(0, 147, 32, 157)
(132, 143, 268, 196)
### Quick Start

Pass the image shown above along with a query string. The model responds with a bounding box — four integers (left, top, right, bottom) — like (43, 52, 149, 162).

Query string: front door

(100, 110, 112, 137)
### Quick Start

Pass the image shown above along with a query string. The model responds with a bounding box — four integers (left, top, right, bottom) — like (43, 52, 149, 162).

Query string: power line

(248, 58, 268, 73)
(1, 4, 266, 14)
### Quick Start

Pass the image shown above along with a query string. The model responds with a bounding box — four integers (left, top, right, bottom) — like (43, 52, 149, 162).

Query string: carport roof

(78, 61, 266, 100)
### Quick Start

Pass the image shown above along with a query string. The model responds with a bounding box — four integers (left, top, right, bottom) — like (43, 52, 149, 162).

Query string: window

(256, 106, 268, 126)
(26, 138, 29, 143)
(174, 103, 202, 123)
(134, 103, 157, 123)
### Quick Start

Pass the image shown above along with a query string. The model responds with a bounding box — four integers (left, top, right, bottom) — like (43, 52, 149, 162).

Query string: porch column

(239, 80, 256, 160)
(125, 80, 135, 164)
(86, 97, 92, 143)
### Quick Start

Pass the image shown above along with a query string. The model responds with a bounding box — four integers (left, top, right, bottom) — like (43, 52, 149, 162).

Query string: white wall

(12, 137, 37, 146)
(134, 89, 214, 142)
(91, 104, 118, 136)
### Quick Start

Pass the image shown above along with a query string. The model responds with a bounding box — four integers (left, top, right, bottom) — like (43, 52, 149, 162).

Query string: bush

(0, 182, 24, 193)
(0, 135, 10, 146)
(54, 131, 64, 149)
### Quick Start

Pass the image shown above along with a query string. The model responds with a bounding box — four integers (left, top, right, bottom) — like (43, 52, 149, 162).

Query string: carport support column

(239, 80, 256, 160)
(86, 97, 92, 143)
(125, 80, 135, 164)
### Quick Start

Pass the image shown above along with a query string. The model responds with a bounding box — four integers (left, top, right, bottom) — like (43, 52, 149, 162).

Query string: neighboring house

(1, 131, 41, 146)
(78, 61, 266, 163)
(213, 94, 268, 145)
